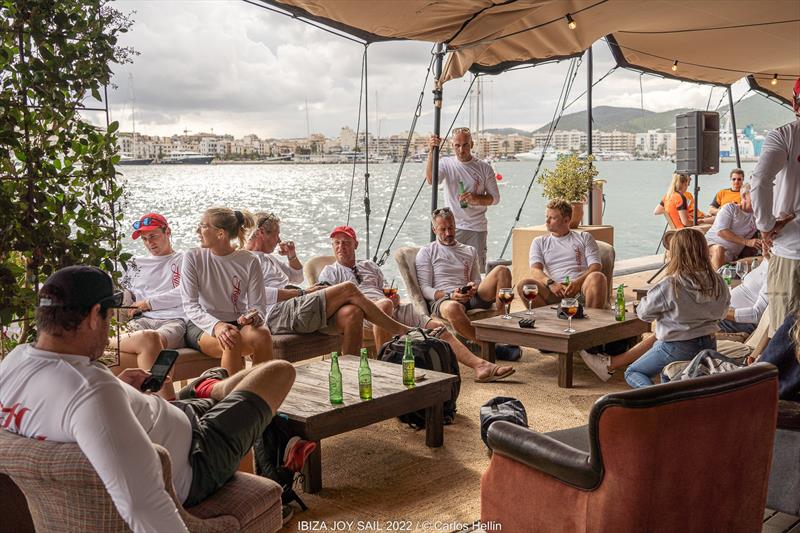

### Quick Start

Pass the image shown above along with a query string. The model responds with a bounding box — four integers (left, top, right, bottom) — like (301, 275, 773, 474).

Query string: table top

(278, 355, 457, 440)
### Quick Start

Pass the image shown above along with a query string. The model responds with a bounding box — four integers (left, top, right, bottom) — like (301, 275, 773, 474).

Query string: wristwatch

(546, 278, 555, 287)
(297, 288, 305, 297)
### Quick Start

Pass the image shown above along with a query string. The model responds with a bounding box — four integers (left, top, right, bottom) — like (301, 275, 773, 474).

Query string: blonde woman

(625, 228, 730, 388)
(654, 173, 714, 228)
(181, 207, 272, 374)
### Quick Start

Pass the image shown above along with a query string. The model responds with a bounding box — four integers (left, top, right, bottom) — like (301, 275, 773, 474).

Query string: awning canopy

(256, 0, 800, 104)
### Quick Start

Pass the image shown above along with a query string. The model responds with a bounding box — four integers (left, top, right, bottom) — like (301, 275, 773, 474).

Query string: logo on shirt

(463, 260, 471, 282)
(171, 263, 181, 288)
(574, 245, 585, 267)
(231, 276, 241, 312)
(1, 401, 29, 432)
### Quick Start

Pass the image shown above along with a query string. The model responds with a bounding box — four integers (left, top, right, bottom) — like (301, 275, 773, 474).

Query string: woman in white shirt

(181, 207, 272, 374)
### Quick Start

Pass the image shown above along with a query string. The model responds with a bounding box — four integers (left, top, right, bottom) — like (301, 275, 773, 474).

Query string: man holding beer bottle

(426, 127, 500, 273)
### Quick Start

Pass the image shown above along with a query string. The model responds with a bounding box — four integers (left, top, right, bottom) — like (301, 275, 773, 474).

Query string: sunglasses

(257, 213, 279, 230)
(452, 127, 471, 135)
(351, 265, 363, 284)
(132, 217, 165, 230)
(432, 207, 453, 216)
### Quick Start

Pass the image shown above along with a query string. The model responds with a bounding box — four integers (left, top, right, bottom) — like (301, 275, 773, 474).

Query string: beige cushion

(304, 255, 335, 285)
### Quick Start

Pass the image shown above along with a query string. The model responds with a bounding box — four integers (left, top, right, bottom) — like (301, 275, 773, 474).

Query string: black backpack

(479, 396, 528, 449)
(378, 328, 461, 428)
(252, 414, 308, 511)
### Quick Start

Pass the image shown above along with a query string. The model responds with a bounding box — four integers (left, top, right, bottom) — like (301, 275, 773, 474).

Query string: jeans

(624, 336, 716, 388)
(718, 319, 756, 335)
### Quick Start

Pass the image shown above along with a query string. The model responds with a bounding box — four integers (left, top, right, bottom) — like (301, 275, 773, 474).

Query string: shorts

(364, 302, 430, 330)
(185, 320, 239, 351)
(173, 391, 273, 507)
(429, 292, 494, 318)
(767, 255, 800, 336)
(266, 291, 328, 334)
(456, 228, 487, 274)
(128, 317, 187, 349)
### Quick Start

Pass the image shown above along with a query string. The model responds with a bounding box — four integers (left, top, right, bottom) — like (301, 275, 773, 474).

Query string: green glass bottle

(458, 181, 468, 208)
(402, 335, 415, 387)
(329, 351, 343, 404)
(563, 275, 571, 288)
(615, 284, 626, 322)
(358, 348, 372, 400)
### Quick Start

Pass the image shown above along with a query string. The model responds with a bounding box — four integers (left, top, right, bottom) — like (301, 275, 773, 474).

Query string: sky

(90, 0, 759, 139)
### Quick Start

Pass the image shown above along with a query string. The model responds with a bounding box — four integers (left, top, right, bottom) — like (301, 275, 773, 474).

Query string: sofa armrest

(487, 421, 602, 490)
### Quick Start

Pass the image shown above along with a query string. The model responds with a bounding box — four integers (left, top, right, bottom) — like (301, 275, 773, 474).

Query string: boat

(158, 152, 214, 165)
(514, 147, 567, 161)
(116, 155, 153, 165)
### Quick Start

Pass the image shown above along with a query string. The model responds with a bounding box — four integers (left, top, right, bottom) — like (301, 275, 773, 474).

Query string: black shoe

(282, 504, 294, 525)
(495, 344, 522, 361)
(177, 367, 229, 400)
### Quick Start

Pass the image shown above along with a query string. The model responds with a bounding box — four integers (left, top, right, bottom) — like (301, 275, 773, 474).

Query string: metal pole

(727, 86, 741, 168)
(693, 173, 699, 226)
(430, 42, 445, 242)
(363, 46, 371, 259)
(586, 46, 593, 225)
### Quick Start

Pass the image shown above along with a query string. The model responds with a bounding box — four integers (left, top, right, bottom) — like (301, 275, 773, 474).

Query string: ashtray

(518, 318, 535, 328)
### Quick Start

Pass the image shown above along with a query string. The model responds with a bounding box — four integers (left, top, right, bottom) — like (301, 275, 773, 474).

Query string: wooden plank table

(473, 308, 650, 388)
(277, 355, 457, 493)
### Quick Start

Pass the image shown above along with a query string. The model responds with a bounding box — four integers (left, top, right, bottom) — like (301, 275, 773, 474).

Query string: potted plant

(536, 153, 598, 228)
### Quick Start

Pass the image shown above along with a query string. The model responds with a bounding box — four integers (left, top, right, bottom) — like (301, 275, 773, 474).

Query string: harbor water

(119, 160, 757, 287)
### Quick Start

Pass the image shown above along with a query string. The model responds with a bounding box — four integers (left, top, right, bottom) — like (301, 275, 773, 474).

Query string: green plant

(0, 0, 135, 353)
(536, 153, 598, 202)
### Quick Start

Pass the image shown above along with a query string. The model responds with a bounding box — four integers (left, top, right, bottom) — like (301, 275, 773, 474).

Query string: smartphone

(140, 350, 180, 393)
(460, 285, 471, 294)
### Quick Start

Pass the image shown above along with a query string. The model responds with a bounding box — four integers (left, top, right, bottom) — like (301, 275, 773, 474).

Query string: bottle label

(402, 360, 415, 386)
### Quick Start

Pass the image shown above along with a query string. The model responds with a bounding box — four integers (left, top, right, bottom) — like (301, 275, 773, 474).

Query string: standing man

(318, 226, 515, 382)
(708, 169, 745, 215)
(750, 78, 800, 335)
(426, 127, 500, 272)
(705, 183, 760, 269)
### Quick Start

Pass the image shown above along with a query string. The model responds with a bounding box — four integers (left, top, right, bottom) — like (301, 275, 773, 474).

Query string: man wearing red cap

(750, 77, 800, 334)
(245, 215, 411, 355)
(117, 213, 187, 397)
(318, 225, 515, 382)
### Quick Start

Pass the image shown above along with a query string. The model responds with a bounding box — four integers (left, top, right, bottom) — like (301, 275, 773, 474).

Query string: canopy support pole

(586, 46, 594, 225)
(728, 86, 741, 168)
(430, 42, 445, 242)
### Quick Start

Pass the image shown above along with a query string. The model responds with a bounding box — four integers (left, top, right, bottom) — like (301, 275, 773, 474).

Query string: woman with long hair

(624, 228, 730, 388)
(181, 207, 272, 374)
(654, 173, 713, 228)
(757, 311, 800, 400)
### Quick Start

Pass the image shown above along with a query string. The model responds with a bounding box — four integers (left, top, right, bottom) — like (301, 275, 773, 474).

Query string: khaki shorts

(129, 317, 187, 349)
(456, 228, 487, 273)
(767, 255, 800, 336)
(266, 291, 328, 334)
(364, 302, 430, 331)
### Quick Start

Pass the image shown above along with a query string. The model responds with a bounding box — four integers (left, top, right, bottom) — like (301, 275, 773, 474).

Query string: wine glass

(722, 265, 735, 286)
(498, 288, 514, 320)
(522, 284, 538, 315)
(736, 261, 749, 281)
(382, 283, 398, 298)
(561, 297, 579, 333)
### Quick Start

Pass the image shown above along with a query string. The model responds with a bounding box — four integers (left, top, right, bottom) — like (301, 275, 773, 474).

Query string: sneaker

(579, 350, 614, 382)
(495, 344, 522, 361)
(282, 436, 317, 472)
(177, 367, 229, 400)
(282, 504, 294, 526)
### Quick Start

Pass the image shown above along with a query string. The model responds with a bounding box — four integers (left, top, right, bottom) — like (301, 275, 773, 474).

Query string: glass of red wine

(498, 288, 514, 319)
(522, 284, 538, 315)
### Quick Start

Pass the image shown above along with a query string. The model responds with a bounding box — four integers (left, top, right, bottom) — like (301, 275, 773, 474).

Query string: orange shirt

(711, 188, 741, 209)
(661, 191, 706, 229)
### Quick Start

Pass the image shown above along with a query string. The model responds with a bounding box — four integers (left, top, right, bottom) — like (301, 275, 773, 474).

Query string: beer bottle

(563, 275, 571, 288)
(458, 181, 468, 209)
(402, 335, 415, 387)
(329, 351, 343, 404)
(358, 348, 372, 400)
(615, 284, 626, 322)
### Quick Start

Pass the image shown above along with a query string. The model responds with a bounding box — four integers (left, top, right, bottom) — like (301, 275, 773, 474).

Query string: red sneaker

(282, 437, 317, 472)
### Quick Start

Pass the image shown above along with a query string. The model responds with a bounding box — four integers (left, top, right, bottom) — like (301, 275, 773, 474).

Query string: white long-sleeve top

(750, 119, 800, 260)
(252, 251, 304, 316)
(730, 259, 769, 324)
(415, 240, 481, 301)
(436, 156, 500, 232)
(120, 252, 186, 320)
(0, 344, 192, 533)
(181, 248, 267, 334)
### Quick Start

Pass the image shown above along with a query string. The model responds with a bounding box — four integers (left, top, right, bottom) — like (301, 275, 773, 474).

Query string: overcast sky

(93, 0, 758, 139)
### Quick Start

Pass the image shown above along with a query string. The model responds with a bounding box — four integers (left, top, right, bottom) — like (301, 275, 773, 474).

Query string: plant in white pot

(536, 153, 598, 228)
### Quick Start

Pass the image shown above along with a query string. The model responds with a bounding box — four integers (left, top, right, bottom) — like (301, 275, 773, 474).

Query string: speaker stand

(693, 173, 699, 225)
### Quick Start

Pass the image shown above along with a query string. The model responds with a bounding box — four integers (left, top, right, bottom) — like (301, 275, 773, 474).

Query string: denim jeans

(624, 336, 716, 388)
(718, 319, 756, 335)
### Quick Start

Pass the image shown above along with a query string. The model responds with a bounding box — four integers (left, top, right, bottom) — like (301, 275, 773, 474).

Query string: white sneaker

(579, 350, 614, 382)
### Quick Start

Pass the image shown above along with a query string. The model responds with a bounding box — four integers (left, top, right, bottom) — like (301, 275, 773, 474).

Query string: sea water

(118, 160, 756, 287)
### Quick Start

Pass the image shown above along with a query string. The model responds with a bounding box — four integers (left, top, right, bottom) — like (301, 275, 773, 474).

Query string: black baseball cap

(38, 266, 123, 309)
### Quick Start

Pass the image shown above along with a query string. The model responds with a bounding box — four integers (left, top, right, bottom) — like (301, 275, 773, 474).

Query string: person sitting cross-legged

(705, 182, 760, 270)
(516, 199, 608, 310)
(318, 225, 515, 382)
(415, 207, 520, 361)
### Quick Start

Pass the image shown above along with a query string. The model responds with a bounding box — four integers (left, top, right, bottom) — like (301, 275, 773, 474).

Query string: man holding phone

(0, 265, 297, 532)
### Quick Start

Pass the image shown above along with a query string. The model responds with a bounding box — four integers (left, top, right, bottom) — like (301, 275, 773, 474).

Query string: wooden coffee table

(473, 308, 650, 388)
(277, 355, 457, 493)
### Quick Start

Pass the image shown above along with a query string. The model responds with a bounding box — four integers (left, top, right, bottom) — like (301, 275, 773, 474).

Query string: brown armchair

(481, 363, 778, 533)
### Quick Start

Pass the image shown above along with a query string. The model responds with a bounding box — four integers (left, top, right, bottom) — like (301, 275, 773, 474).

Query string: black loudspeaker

(676, 111, 720, 175)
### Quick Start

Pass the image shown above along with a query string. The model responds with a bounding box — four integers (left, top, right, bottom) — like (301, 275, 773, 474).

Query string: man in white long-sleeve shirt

(0, 266, 295, 533)
(117, 213, 186, 396)
(244, 213, 411, 355)
(750, 78, 800, 335)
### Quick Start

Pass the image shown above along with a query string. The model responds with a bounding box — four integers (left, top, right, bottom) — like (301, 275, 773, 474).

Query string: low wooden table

(277, 355, 457, 493)
(473, 308, 650, 388)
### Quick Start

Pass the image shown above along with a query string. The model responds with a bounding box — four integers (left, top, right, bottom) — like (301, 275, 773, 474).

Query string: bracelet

(287, 255, 297, 261)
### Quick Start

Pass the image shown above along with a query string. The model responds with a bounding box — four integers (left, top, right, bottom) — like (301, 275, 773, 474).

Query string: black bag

(378, 328, 461, 429)
(480, 396, 528, 448)
(253, 414, 308, 510)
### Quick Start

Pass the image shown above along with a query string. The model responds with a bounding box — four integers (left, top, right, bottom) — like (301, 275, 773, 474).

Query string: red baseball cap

(132, 213, 169, 239)
(329, 225, 357, 242)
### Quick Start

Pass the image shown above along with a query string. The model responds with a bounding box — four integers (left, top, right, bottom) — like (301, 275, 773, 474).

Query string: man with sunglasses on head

(117, 213, 187, 397)
(708, 169, 745, 215)
(426, 127, 500, 273)
(245, 214, 412, 356)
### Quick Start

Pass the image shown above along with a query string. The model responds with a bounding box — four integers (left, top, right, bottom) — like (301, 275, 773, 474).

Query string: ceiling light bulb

(771, 74, 778, 86)
(672, 60, 678, 72)
(566, 14, 576, 30)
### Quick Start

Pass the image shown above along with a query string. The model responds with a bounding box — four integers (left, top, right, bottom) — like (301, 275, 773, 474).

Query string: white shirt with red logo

(529, 230, 601, 282)
(415, 240, 481, 301)
(120, 251, 186, 320)
(0, 344, 191, 533)
(252, 251, 304, 315)
(436, 156, 500, 232)
(181, 248, 267, 334)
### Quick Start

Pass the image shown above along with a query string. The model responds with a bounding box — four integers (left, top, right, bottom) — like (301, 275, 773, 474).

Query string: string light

(671, 60, 678, 72)
(566, 14, 576, 30)
(771, 73, 778, 85)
